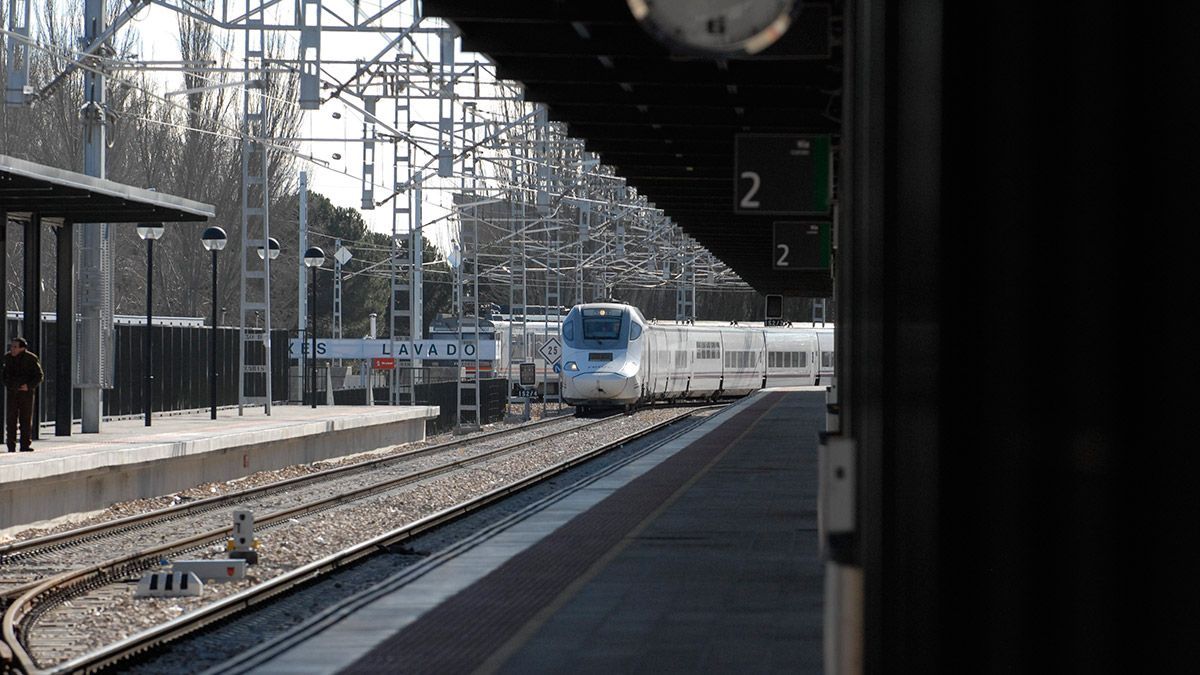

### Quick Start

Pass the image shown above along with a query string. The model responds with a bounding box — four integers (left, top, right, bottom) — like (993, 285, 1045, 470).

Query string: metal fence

(4, 318, 288, 424)
(328, 377, 510, 433)
(2, 316, 511, 429)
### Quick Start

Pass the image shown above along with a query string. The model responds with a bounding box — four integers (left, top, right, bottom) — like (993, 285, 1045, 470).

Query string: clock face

(627, 0, 798, 56)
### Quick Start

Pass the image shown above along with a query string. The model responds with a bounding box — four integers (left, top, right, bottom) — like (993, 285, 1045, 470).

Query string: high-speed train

(560, 302, 834, 412)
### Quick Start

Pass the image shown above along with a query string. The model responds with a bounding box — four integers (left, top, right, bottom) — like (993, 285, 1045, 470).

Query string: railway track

(0, 413, 582, 599)
(1, 406, 715, 674)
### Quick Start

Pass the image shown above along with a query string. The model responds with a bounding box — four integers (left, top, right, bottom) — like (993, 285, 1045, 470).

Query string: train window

(697, 341, 720, 359)
(582, 316, 622, 340)
(798, 352, 807, 367)
(630, 323, 643, 340)
(563, 320, 574, 341)
(822, 351, 833, 368)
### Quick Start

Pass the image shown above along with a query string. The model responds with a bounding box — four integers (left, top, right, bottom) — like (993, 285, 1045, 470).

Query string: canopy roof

(0, 153, 215, 223)
(423, 0, 841, 295)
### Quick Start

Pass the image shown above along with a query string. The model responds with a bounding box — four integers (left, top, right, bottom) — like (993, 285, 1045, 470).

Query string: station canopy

(423, 1, 841, 296)
(1, 153, 215, 223)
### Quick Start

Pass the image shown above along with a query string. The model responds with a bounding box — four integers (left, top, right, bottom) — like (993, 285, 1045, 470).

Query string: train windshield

(581, 308, 624, 341)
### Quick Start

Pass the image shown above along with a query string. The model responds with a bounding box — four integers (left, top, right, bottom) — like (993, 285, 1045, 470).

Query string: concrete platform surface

(1, 405, 437, 533)
(232, 390, 823, 674)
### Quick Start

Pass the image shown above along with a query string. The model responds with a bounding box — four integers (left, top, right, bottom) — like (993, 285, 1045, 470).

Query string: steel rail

(52, 406, 716, 675)
(0, 414, 577, 574)
(2, 410, 676, 674)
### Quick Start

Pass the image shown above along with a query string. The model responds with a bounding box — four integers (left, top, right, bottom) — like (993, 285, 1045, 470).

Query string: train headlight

(565, 361, 579, 371)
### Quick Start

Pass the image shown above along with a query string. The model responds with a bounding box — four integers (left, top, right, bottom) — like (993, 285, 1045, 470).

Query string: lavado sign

(287, 338, 498, 361)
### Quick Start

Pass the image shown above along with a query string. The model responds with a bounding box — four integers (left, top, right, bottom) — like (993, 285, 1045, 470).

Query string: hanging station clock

(626, 0, 800, 56)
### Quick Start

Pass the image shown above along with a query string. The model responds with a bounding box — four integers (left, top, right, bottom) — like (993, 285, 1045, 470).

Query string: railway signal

(228, 510, 260, 565)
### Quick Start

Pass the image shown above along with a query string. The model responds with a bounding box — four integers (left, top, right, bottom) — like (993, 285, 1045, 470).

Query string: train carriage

(560, 302, 834, 411)
(430, 309, 567, 397)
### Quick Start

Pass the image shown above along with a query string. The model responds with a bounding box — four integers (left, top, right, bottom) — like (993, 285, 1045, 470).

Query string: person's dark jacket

(2, 351, 44, 391)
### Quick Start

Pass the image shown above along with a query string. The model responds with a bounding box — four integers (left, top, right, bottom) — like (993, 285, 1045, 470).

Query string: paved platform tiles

(242, 388, 824, 674)
(1, 405, 437, 534)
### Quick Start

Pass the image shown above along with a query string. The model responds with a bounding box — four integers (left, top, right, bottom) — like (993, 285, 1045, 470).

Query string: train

(428, 310, 565, 396)
(560, 302, 834, 413)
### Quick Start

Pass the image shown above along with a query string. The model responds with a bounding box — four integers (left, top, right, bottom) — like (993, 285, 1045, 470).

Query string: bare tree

(2, 1, 303, 330)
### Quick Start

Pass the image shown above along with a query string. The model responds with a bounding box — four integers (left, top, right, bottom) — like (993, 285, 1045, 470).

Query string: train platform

(230, 388, 825, 674)
(0, 405, 437, 535)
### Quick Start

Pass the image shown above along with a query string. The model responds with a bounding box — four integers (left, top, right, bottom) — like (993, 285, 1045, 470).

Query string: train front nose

(569, 371, 636, 401)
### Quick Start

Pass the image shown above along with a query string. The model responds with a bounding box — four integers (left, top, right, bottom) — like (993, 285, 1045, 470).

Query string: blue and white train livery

(559, 302, 834, 412)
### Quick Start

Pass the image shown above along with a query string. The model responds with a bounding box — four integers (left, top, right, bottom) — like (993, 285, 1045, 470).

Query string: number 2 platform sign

(773, 222, 832, 271)
(734, 134, 831, 215)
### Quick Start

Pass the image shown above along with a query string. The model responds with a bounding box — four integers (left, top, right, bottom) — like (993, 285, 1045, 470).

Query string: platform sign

(519, 362, 537, 387)
(538, 337, 562, 365)
(287, 338, 497, 361)
(773, 221, 832, 271)
(372, 357, 395, 370)
(735, 134, 831, 215)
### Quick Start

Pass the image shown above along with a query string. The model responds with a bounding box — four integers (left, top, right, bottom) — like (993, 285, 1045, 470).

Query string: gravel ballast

(19, 407, 697, 669)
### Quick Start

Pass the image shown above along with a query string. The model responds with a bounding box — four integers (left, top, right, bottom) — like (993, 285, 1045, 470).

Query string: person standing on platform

(3, 337, 43, 452)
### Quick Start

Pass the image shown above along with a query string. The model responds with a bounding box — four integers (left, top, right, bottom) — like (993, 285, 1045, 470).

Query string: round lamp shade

(258, 237, 281, 260)
(137, 223, 165, 240)
(303, 246, 325, 268)
(201, 226, 228, 252)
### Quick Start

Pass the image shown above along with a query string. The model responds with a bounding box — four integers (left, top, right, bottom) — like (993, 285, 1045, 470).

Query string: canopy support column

(56, 220, 74, 436)
(23, 211, 41, 441)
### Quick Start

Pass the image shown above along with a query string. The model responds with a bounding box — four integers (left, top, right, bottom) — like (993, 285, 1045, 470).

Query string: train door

(717, 330, 728, 395)
(658, 328, 672, 398)
(803, 332, 818, 385)
(651, 327, 667, 399)
(762, 330, 779, 389)
(817, 329, 835, 384)
(760, 330, 769, 389)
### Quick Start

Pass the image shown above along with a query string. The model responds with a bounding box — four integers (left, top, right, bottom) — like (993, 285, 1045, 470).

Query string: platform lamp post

(303, 246, 325, 409)
(136, 222, 165, 426)
(202, 227, 228, 420)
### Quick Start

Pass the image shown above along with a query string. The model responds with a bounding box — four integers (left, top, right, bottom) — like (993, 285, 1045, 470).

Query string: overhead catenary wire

(3, 7, 750, 295)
